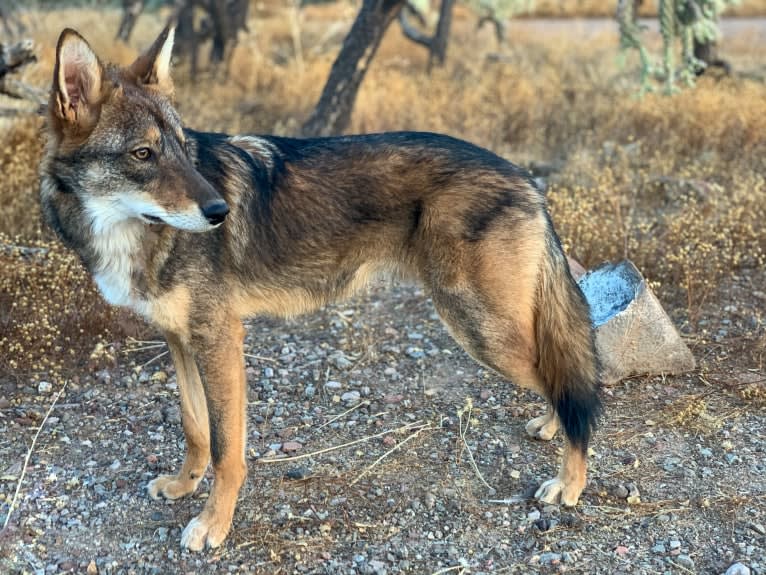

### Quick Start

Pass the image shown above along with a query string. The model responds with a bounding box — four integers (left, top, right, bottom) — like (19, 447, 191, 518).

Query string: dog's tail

(535, 216, 601, 452)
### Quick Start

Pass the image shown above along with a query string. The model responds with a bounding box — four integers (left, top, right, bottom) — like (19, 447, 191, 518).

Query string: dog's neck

(55, 186, 153, 313)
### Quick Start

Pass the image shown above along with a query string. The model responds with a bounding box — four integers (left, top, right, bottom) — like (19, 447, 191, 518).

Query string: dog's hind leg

(147, 332, 210, 501)
(428, 217, 599, 507)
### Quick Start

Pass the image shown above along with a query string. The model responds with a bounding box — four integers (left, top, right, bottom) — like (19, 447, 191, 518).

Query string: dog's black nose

(201, 200, 229, 225)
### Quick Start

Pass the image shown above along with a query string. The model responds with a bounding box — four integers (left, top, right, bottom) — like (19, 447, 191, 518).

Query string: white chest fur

(86, 209, 149, 315)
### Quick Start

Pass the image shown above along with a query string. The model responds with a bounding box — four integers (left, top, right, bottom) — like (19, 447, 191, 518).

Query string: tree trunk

(117, 0, 146, 43)
(301, 0, 406, 138)
(693, 37, 731, 76)
(427, 0, 454, 70)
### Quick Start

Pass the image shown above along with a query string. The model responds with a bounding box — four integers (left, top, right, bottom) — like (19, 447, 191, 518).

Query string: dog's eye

(132, 147, 153, 161)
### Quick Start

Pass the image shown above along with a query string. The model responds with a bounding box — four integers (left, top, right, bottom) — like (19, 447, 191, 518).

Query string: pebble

(749, 523, 765, 535)
(38, 381, 53, 394)
(0, 396, 9, 409)
(281, 441, 302, 453)
(725, 563, 751, 575)
(676, 555, 694, 570)
(341, 391, 361, 404)
(405, 347, 425, 359)
(304, 385, 315, 398)
(652, 544, 666, 554)
(539, 552, 562, 565)
(527, 509, 541, 521)
(669, 540, 681, 550)
(325, 381, 342, 390)
(284, 467, 310, 480)
(699, 446, 713, 458)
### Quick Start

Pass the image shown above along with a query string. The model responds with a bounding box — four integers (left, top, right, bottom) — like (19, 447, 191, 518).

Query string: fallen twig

(316, 400, 370, 431)
(259, 421, 425, 464)
(3, 381, 67, 530)
(457, 397, 493, 491)
(349, 422, 432, 485)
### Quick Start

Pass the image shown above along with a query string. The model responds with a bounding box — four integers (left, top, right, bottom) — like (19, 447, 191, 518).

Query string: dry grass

(1, 5, 765, 381)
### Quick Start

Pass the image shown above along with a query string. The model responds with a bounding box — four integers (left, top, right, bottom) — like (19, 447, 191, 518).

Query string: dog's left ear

(129, 25, 174, 96)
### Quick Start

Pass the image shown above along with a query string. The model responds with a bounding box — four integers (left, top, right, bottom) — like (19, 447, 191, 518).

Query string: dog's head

(45, 27, 228, 233)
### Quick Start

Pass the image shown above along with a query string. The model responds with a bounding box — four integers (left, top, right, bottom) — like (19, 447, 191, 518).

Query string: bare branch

(398, 4, 432, 49)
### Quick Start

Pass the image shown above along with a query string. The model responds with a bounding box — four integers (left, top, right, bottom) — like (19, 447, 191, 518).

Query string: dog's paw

(147, 474, 199, 501)
(180, 513, 231, 551)
(534, 477, 581, 507)
(525, 413, 559, 441)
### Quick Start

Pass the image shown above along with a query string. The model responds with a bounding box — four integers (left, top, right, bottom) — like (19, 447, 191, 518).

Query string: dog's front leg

(148, 332, 210, 500)
(180, 316, 248, 551)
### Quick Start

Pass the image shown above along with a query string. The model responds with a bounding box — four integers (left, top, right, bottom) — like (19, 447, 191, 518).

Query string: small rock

(263, 367, 274, 378)
(405, 347, 425, 359)
(341, 391, 361, 404)
(331, 355, 353, 370)
(748, 523, 766, 535)
(527, 509, 541, 522)
(0, 396, 9, 409)
(162, 405, 181, 425)
(109, 460, 120, 471)
(652, 544, 666, 554)
(613, 484, 629, 499)
(281, 441, 302, 453)
(86, 561, 98, 575)
(539, 552, 562, 565)
(304, 385, 315, 399)
(676, 555, 694, 570)
(38, 381, 53, 394)
(150, 371, 167, 383)
(725, 563, 751, 575)
(325, 381, 342, 390)
(284, 467, 310, 480)
(668, 540, 681, 550)
(614, 545, 629, 556)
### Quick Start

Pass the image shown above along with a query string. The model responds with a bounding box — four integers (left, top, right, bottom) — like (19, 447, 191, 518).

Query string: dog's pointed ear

(129, 25, 174, 96)
(53, 29, 104, 126)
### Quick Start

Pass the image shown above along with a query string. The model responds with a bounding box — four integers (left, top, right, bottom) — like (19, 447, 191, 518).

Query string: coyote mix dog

(40, 27, 601, 550)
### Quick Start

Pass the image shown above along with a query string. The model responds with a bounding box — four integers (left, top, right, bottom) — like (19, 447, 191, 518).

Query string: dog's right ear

(52, 29, 104, 129)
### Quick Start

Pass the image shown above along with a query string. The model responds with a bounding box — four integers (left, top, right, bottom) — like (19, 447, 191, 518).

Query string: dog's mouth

(140, 214, 163, 224)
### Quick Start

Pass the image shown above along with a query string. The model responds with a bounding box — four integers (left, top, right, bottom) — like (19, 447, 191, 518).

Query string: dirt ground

(1, 267, 765, 574)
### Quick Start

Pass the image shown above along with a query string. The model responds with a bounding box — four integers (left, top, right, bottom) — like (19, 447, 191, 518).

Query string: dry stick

(316, 400, 370, 431)
(3, 382, 67, 530)
(243, 353, 279, 364)
(458, 402, 493, 491)
(350, 423, 432, 486)
(140, 350, 169, 370)
(258, 421, 425, 464)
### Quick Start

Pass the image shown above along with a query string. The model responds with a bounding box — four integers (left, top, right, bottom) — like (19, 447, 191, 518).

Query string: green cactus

(617, 0, 738, 94)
